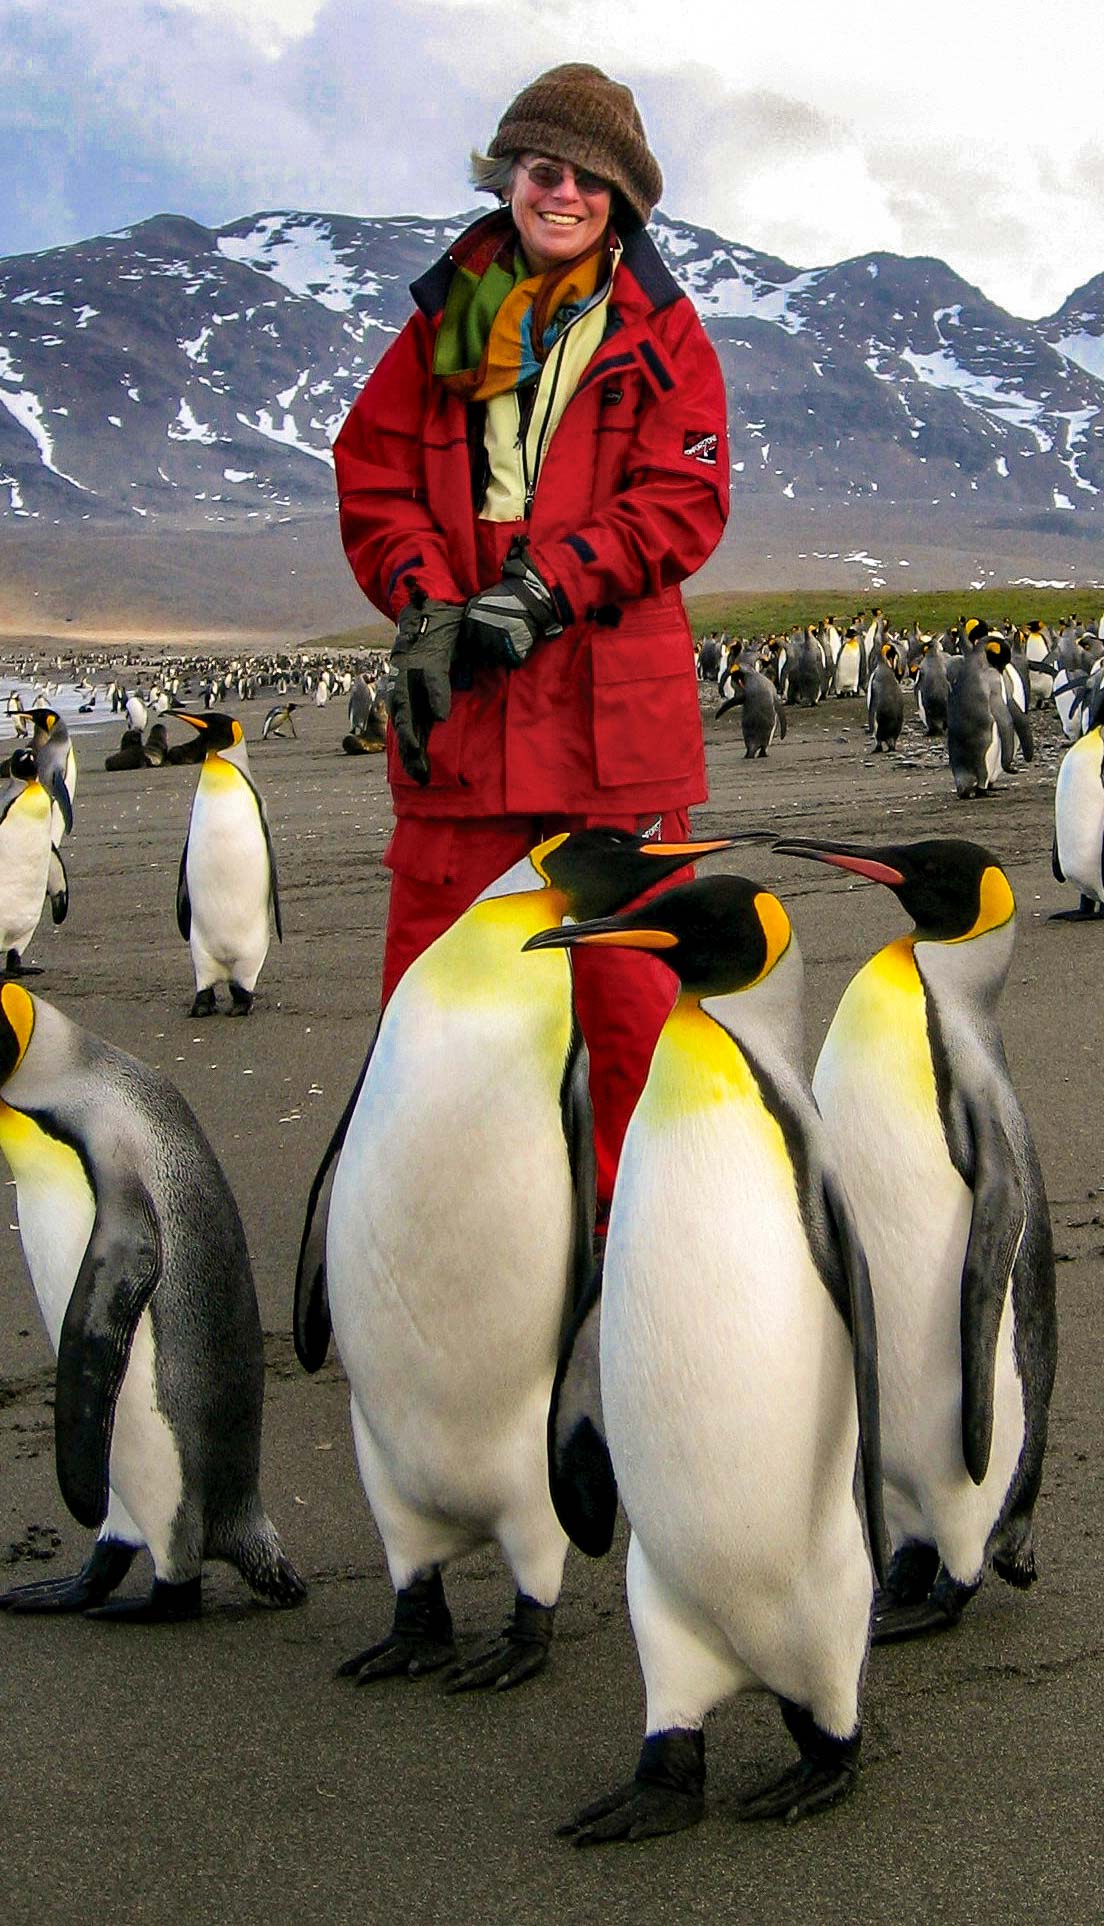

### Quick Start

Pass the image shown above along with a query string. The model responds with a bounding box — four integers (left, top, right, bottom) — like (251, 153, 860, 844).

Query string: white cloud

(0, 0, 1102, 315)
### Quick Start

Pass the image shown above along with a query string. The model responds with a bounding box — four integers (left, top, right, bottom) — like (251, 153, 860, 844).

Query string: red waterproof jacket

(334, 216, 729, 818)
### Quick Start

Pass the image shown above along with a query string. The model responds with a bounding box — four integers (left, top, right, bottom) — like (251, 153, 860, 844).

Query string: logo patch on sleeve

(682, 430, 718, 465)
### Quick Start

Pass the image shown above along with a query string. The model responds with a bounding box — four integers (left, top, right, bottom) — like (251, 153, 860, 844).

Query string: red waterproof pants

(382, 810, 690, 1220)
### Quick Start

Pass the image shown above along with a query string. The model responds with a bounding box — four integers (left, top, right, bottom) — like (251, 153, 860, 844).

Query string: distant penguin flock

(0, 611, 1092, 1846)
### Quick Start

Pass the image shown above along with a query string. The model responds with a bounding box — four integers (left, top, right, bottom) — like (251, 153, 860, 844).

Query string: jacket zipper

(521, 334, 569, 518)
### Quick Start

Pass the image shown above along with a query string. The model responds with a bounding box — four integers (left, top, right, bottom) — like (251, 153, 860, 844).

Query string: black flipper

(823, 1169, 887, 1587)
(1051, 829, 1065, 885)
(261, 808, 282, 941)
(293, 1020, 380, 1371)
(54, 1180, 162, 1530)
(560, 1017, 596, 1312)
(49, 768, 74, 836)
(960, 1104, 1026, 1485)
(176, 836, 191, 939)
(237, 765, 283, 942)
(47, 845, 68, 925)
(547, 1258, 617, 1557)
(1009, 698, 1034, 763)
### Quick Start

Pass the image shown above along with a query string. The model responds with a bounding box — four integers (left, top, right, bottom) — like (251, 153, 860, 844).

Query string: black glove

(463, 539, 564, 669)
(388, 593, 465, 785)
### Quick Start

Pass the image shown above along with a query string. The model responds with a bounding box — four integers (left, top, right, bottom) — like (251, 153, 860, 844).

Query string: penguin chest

(0, 1101, 96, 1345)
(1055, 730, 1104, 900)
(983, 717, 1002, 787)
(813, 948, 983, 1471)
(0, 791, 52, 950)
(603, 1012, 859, 1583)
(186, 766, 270, 946)
(327, 948, 574, 1498)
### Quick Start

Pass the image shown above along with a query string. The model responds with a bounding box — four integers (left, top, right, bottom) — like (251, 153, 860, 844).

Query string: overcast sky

(3, 0, 1102, 318)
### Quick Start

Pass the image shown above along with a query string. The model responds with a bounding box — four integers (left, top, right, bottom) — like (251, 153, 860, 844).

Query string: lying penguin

(0, 985, 306, 1620)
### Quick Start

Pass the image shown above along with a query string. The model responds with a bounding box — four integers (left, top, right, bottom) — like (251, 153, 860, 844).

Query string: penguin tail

(230, 1516, 308, 1607)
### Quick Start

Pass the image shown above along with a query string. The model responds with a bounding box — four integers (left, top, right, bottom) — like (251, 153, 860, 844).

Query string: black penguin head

(524, 873, 792, 997)
(984, 637, 1012, 670)
(8, 748, 38, 784)
(29, 707, 61, 736)
(171, 709, 243, 752)
(773, 836, 1014, 942)
(528, 826, 738, 923)
(0, 982, 35, 1085)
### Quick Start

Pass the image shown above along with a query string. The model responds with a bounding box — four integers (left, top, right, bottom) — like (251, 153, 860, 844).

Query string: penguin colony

(0, 613, 1089, 1847)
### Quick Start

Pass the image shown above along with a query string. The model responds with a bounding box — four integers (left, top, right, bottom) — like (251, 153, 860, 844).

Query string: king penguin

(772, 835, 1057, 1641)
(295, 827, 732, 1693)
(28, 707, 75, 843)
(526, 874, 885, 1842)
(0, 750, 68, 975)
(1051, 678, 1104, 919)
(173, 709, 281, 1016)
(0, 984, 306, 1619)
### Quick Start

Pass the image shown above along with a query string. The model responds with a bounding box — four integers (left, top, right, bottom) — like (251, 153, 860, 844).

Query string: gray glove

(463, 539, 563, 669)
(388, 593, 465, 785)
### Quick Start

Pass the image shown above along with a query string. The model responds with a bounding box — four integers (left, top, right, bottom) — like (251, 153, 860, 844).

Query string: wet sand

(0, 686, 1100, 1924)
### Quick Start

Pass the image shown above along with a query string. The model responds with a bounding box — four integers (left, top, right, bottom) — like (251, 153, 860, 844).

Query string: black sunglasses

(518, 157, 611, 197)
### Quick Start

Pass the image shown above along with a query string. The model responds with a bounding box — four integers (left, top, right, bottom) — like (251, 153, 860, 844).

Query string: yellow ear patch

(749, 891, 791, 986)
(529, 831, 570, 885)
(955, 864, 1015, 942)
(0, 981, 34, 1065)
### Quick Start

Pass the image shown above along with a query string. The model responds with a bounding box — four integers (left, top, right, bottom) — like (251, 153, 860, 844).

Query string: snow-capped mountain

(1, 207, 1103, 545)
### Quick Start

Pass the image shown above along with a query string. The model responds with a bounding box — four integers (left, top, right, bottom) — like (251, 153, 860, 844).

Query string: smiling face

(509, 154, 612, 273)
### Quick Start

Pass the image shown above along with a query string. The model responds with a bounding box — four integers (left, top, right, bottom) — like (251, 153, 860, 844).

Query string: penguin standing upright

(914, 643, 950, 737)
(867, 642, 904, 751)
(1051, 679, 1104, 919)
(772, 836, 1057, 1641)
(28, 707, 75, 843)
(295, 828, 731, 1692)
(0, 985, 305, 1619)
(172, 710, 281, 1016)
(716, 665, 786, 757)
(526, 875, 884, 1842)
(0, 750, 68, 975)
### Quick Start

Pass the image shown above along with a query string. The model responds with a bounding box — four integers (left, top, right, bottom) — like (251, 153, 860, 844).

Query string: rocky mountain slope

(1, 206, 1102, 597)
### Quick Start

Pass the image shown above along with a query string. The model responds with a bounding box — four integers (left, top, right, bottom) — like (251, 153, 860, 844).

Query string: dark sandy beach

(0, 680, 1100, 1924)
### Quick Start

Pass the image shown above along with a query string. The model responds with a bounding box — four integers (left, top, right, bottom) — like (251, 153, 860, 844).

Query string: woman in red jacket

(334, 62, 729, 1219)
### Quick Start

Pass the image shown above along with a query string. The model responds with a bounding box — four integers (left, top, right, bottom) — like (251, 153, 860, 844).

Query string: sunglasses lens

(524, 159, 609, 195)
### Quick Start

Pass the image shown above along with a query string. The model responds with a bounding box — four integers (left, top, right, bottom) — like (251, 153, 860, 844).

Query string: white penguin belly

(3, 1113, 182, 1560)
(1055, 731, 1104, 903)
(0, 793, 52, 954)
(815, 957, 1026, 1579)
(327, 999, 573, 1527)
(187, 770, 271, 985)
(602, 1025, 868, 1700)
(984, 719, 1002, 787)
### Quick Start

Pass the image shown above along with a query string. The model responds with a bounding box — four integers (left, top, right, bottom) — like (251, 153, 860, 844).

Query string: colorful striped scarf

(433, 210, 610, 400)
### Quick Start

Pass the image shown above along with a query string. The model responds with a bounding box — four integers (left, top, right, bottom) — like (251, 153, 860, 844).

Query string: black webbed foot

(737, 1701, 860, 1823)
(189, 986, 217, 1017)
(337, 1571, 455, 1683)
(443, 1591, 553, 1694)
(85, 1574, 202, 1623)
(873, 1562, 979, 1644)
(558, 1728, 705, 1846)
(0, 1539, 136, 1614)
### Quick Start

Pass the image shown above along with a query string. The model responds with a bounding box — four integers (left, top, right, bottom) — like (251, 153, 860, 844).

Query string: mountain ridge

(1, 206, 1102, 628)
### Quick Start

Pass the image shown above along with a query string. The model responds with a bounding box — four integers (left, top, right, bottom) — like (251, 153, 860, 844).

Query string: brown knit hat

(488, 64, 663, 226)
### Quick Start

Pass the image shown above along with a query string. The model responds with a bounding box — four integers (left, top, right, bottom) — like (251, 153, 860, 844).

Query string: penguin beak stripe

(571, 928, 679, 951)
(774, 843, 906, 887)
(640, 840, 736, 858)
